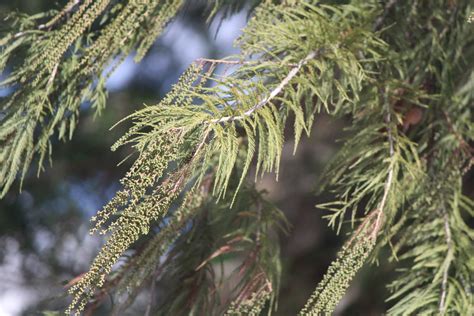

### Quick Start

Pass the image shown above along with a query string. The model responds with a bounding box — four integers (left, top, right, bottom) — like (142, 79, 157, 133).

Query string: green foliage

(116, 1, 384, 200)
(375, 2, 474, 314)
(387, 178, 473, 315)
(64, 2, 386, 313)
(206, 0, 264, 21)
(0, 0, 183, 197)
(0, 0, 473, 315)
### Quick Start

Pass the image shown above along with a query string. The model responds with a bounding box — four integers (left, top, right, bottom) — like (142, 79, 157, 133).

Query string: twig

(168, 127, 212, 194)
(198, 57, 298, 67)
(370, 91, 396, 240)
(198, 58, 255, 66)
(374, 0, 401, 31)
(439, 211, 453, 314)
(193, 127, 212, 158)
(442, 110, 473, 156)
(12, 0, 81, 39)
(47, 63, 59, 86)
(12, 31, 25, 39)
(256, 201, 262, 246)
(209, 50, 321, 124)
(38, 0, 82, 30)
(145, 264, 158, 316)
(345, 209, 379, 248)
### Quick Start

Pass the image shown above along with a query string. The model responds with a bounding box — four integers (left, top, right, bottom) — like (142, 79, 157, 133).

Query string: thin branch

(255, 201, 262, 246)
(193, 127, 212, 158)
(371, 91, 396, 240)
(11, 30, 42, 39)
(145, 264, 158, 316)
(439, 211, 453, 315)
(38, 0, 82, 30)
(209, 50, 321, 124)
(11, 0, 81, 40)
(198, 57, 298, 67)
(169, 127, 212, 194)
(346, 209, 379, 248)
(442, 110, 473, 156)
(198, 58, 255, 66)
(47, 63, 59, 87)
(374, 0, 401, 31)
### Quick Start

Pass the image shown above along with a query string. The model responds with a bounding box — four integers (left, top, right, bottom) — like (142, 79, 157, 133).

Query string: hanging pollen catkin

(299, 236, 375, 315)
(0, 0, 184, 198)
(67, 133, 186, 313)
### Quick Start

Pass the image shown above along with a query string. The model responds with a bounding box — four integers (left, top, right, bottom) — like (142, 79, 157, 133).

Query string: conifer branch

(0, 0, 184, 197)
(209, 50, 320, 124)
(2, 1, 472, 315)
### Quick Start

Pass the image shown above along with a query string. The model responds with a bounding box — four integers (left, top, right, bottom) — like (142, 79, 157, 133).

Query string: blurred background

(0, 1, 396, 315)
